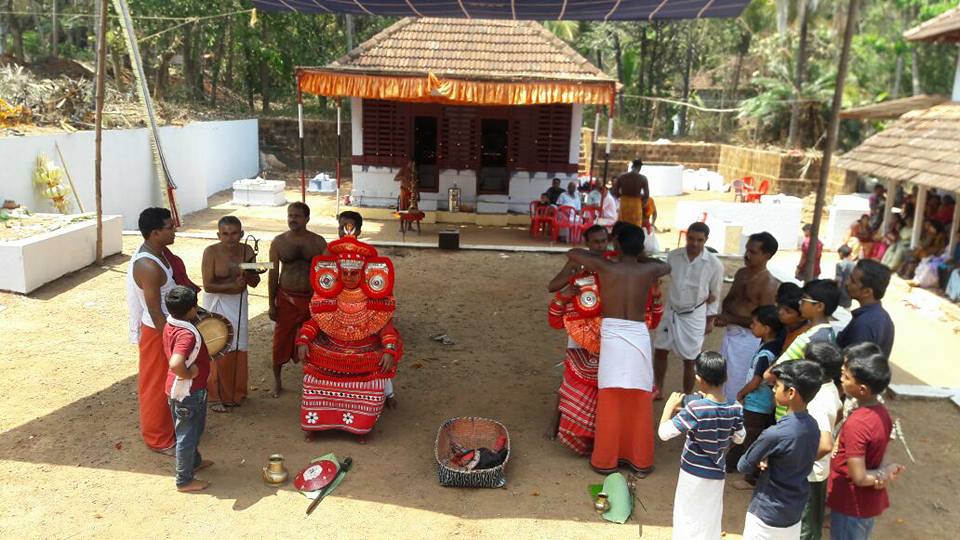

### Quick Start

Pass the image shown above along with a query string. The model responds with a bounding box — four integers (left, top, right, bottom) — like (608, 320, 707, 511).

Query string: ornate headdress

(310, 237, 394, 300)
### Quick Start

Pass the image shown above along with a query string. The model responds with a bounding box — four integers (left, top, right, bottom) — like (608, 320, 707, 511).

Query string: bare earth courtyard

(1, 235, 958, 539)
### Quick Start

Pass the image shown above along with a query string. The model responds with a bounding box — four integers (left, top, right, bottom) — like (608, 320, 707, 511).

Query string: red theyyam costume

(548, 255, 663, 460)
(295, 237, 402, 435)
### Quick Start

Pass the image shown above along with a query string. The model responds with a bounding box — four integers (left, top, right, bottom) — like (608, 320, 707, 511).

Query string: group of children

(660, 278, 905, 539)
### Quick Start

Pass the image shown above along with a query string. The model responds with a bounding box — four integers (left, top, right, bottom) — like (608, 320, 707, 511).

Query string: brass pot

(594, 492, 610, 513)
(262, 454, 289, 486)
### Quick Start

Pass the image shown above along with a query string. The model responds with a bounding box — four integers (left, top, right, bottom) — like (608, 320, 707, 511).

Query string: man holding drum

(200, 216, 260, 412)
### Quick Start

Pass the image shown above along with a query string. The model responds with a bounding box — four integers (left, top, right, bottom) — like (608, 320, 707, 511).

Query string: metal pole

(805, 0, 860, 281)
(336, 99, 342, 218)
(297, 81, 306, 203)
(588, 109, 600, 183)
(94, 0, 108, 265)
(602, 110, 613, 186)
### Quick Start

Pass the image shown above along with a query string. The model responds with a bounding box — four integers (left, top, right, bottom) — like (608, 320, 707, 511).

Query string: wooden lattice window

(438, 106, 479, 170)
(360, 99, 408, 167)
(530, 104, 573, 172)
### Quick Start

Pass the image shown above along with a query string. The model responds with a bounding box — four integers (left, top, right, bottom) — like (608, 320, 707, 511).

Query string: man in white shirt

(556, 181, 582, 211)
(652, 221, 724, 397)
(601, 183, 618, 222)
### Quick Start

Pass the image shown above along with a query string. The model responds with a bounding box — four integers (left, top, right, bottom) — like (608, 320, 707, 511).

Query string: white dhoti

(202, 291, 248, 351)
(202, 291, 250, 405)
(673, 469, 725, 540)
(653, 303, 707, 360)
(743, 512, 800, 540)
(720, 325, 760, 402)
(599, 318, 653, 391)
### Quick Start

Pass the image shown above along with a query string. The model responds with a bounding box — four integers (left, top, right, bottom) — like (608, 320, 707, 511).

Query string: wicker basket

(434, 417, 510, 488)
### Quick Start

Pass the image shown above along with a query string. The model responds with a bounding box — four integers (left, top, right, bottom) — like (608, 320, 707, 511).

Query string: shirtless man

(201, 216, 260, 411)
(268, 202, 327, 397)
(613, 159, 650, 224)
(714, 231, 780, 401)
(568, 223, 671, 475)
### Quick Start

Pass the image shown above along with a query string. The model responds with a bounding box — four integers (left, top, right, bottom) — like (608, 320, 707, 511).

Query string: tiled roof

(324, 18, 614, 83)
(839, 94, 951, 120)
(837, 103, 960, 191)
(904, 5, 960, 42)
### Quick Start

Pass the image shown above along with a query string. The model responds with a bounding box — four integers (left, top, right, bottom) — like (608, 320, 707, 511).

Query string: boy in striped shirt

(659, 351, 746, 539)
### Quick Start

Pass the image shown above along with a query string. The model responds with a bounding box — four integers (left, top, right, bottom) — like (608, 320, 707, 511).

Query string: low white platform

(645, 164, 684, 197)
(0, 214, 123, 294)
(232, 178, 287, 206)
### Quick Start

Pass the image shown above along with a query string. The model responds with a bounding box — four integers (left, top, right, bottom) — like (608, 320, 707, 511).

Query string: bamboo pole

(805, 0, 860, 281)
(54, 141, 84, 213)
(94, 0, 108, 265)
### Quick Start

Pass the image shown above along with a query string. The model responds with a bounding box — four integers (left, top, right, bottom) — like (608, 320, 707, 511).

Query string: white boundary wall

(348, 99, 581, 213)
(1, 119, 259, 228)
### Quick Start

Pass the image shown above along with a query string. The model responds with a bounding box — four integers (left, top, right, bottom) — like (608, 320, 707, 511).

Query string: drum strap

(167, 317, 201, 401)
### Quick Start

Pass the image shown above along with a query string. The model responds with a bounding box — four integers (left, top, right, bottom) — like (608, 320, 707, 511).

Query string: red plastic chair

(677, 212, 709, 246)
(744, 179, 769, 203)
(571, 206, 600, 244)
(553, 205, 577, 242)
(528, 201, 540, 236)
(531, 205, 557, 239)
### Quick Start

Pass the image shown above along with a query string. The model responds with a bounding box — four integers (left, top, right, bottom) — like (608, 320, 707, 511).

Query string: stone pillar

(952, 44, 960, 101)
(949, 193, 960, 260)
(881, 179, 897, 237)
(911, 186, 927, 249)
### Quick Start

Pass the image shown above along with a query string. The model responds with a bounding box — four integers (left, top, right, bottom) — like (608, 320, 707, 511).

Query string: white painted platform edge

(888, 384, 960, 400)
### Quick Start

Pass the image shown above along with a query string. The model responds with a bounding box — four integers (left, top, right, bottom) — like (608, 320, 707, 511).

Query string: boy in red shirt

(828, 343, 905, 539)
(163, 286, 214, 492)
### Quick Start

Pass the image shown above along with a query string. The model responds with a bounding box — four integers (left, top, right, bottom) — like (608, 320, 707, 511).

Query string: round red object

(294, 459, 339, 492)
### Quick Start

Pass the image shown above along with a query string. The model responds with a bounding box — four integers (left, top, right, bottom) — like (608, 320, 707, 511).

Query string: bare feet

(210, 403, 228, 413)
(653, 385, 663, 401)
(304, 431, 318, 442)
(543, 426, 557, 440)
(177, 479, 210, 493)
(385, 396, 398, 410)
(357, 434, 369, 445)
(272, 376, 283, 398)
(194, 459, 214, 472)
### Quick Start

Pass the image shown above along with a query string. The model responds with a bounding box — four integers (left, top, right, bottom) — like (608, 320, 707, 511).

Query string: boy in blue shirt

(739, 360, 822, 538)
(659, 352, 746, 539)
(728, 305, 783, 489)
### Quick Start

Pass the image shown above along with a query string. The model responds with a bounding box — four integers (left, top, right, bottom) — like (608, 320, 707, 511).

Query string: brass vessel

(594, 492, 610, 513)
(262, 454, 289, 486)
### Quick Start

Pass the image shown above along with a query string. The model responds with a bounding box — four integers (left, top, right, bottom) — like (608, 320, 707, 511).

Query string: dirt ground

(1, 233, 957, 539)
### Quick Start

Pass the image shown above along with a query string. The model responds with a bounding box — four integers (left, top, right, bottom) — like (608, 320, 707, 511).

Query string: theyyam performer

(295, 236, 402, 439)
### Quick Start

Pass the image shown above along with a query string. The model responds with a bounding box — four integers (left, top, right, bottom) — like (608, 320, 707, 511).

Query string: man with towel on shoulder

(200, 216, 260, 412)
(714, 232, 780, 402)
(567, 223, 671, 476)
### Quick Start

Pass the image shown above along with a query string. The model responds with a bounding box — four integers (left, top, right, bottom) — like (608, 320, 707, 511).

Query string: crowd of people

(834, 184, 960, 302)
(546, 181, 904, 538)
(127, 204, 400, 492)
(535, 159, 660, 253)
(127, 173, 906, 537)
